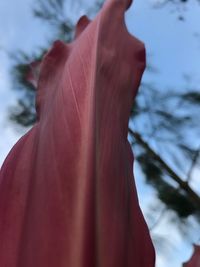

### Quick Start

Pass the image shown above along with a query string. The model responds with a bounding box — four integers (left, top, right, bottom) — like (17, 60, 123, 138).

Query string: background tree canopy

(1, 0, 200, 266)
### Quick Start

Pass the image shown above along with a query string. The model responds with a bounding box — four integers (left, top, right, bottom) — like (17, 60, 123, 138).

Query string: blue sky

(0, 0, 200, 266)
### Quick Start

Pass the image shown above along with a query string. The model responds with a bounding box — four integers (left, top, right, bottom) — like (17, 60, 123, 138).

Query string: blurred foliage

(137, 152, 198, 218)
(33, 0, 74, 41)
(151, 0, 200, 21)
(9, 0, 200, 235)
(129, 81, 200, 221)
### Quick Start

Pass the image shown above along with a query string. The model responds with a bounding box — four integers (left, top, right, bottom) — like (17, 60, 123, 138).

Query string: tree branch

(129, 129, 200, 208)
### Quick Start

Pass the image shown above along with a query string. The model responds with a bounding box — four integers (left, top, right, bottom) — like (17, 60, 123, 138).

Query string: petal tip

(75, 15, 91, 39)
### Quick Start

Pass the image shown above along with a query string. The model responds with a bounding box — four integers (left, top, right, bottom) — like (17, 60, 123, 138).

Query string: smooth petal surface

(0, 0, 155, 266)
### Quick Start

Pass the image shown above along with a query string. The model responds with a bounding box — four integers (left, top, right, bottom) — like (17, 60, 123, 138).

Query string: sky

(0, 0, 200, 266)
